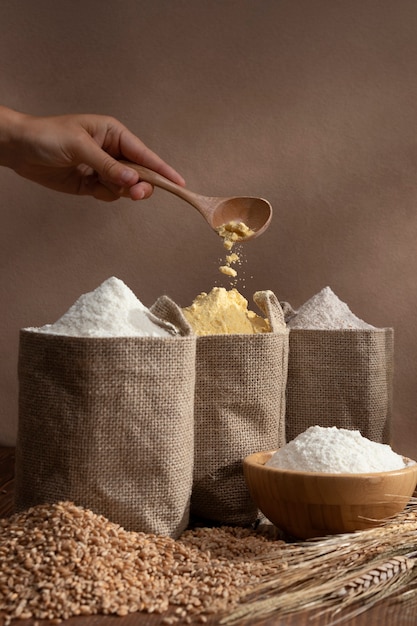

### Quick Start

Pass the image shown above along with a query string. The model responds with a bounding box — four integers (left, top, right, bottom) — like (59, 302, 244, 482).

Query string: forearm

(0, 106, 30, 169)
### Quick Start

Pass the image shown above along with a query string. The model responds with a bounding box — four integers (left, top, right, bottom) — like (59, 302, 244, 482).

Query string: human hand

(0, 107, 185, 201)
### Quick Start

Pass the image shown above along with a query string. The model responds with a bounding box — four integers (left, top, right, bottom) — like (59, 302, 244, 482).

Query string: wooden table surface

(1, 447, 416, 626)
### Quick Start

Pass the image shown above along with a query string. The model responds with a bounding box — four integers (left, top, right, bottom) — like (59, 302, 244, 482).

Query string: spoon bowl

(121, 162, 272, 240)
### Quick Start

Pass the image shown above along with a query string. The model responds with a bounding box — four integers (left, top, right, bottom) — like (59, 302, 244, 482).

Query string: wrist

(0, 106, 31, 169)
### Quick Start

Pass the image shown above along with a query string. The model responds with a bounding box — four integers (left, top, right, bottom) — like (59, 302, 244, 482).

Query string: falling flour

(29, 277, 173, 338)
(217, 221, 254, 280)
(287, 287, 376, 330)
(266, 426, 409, 473)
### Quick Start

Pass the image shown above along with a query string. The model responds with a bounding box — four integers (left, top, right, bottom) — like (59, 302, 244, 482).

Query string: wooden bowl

(243, 450, 417, 539)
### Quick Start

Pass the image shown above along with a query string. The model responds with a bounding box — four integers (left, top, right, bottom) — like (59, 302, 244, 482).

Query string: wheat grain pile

(0, 501, 283, 625)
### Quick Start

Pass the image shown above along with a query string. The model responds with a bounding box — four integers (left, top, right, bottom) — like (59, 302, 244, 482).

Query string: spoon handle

(120, 161, 208, 212)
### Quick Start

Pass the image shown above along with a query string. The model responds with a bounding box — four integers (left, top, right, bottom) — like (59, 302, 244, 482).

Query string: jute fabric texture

(284, 325, 394, 444)
(15, 328, 196, 539)
(189, 290, 289, 526)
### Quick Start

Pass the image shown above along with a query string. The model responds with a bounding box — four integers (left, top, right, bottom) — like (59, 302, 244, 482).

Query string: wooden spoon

(121, 161, 273, 240)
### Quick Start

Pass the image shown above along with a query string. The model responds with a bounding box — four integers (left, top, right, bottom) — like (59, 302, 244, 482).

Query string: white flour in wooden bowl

(265, 426, 410, 473)
(287, 287, 376, 330)
(28, 276, 173, 337)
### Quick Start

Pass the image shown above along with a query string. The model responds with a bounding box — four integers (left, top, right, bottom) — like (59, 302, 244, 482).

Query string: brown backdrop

(1, 0, 416, 459)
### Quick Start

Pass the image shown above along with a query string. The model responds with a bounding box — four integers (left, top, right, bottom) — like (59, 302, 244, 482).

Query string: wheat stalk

(322, 553, 417, 625)
(222, 555, 416, 625)
(221, 501, 417, 625)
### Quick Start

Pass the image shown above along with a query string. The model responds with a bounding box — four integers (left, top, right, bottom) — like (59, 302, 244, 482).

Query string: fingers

(81, 170, 154, 202)
(99, 178, 154, 201)
(76, 116, 185, 200)
(128, 181, 154, 200)
(76, 134, 141, 188)
(117, 127, 186, 187)
(134, 146, 186, 188)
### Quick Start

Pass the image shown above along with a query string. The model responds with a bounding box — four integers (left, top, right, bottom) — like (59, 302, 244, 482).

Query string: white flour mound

(265, 426, 408, 473)
(30, 277, 172, 338)
(287, 286, 375, 330)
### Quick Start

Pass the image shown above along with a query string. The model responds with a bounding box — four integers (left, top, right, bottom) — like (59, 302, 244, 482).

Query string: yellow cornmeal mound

(182, 287, 270, 336)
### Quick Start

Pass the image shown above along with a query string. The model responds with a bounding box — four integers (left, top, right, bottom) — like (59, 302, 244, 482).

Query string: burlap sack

(172, 290, 289, 526)
(281, 303, 394, 444)
(15, 304, 195, 539)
